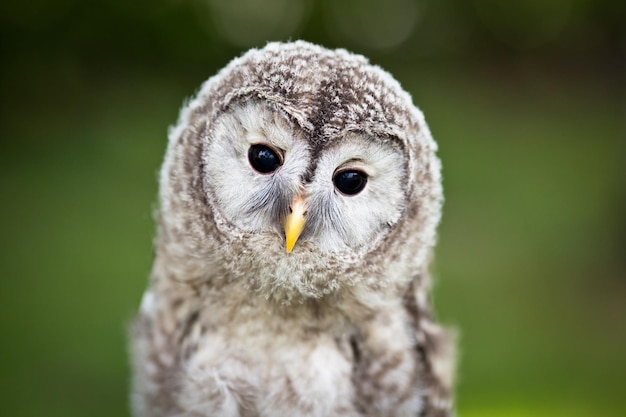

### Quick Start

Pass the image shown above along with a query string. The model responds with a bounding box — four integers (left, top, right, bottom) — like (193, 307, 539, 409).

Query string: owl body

(131, 42, 454, 417)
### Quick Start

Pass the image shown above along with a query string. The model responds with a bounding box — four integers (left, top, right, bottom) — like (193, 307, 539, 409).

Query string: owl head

(156, 41, 442, 302)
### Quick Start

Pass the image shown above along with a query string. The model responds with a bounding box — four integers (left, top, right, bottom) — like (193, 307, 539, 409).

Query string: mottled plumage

(131, 41, 455, 417)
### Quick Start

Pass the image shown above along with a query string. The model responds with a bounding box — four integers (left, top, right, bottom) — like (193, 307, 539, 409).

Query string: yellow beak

(284, 195, 307, 253)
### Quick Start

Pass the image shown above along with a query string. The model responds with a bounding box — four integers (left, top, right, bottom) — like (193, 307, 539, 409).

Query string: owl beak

(284, 195, 307, 253)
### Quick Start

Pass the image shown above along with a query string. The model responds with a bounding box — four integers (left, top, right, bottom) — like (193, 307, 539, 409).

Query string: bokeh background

(0, 0, 624, 416)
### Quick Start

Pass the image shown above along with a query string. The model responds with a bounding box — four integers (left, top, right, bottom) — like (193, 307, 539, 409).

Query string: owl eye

(333, 170, 368, 196)
(248, 144, 282, 174)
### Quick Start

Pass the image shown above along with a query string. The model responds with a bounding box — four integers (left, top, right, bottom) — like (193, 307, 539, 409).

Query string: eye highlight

(248, 144, 282, 174)
(333, 170, 368, 195)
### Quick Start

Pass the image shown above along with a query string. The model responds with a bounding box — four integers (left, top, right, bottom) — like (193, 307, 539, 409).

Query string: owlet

(131, 41, 455, 417)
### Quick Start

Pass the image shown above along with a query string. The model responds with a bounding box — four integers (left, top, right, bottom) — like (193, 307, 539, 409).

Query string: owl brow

(336, 158, 367, 169)
(313, 131, 406, 159)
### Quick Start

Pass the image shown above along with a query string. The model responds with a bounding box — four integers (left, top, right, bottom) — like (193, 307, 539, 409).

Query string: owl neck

(149, 250, 413, 327)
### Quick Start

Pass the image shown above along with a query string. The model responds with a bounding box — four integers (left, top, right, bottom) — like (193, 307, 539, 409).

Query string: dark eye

(248, 144, 282, 174)
(333, 170, 368, 196)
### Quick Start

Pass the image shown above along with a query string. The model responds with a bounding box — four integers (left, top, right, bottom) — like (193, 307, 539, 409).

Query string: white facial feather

(308, 133, 406, 251)
(205, 101, 308, 233)
(205, 100, 407, 254)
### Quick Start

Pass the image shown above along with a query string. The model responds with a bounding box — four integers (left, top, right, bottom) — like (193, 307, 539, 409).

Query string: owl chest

(169, 307, 423, 417)
(179, 327, 357, 416)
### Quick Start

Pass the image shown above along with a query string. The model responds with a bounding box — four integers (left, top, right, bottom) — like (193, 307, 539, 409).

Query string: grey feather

(131, 41, 455, 417)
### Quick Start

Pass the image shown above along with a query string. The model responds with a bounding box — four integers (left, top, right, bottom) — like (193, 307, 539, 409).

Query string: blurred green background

(0, 0, 624, 416)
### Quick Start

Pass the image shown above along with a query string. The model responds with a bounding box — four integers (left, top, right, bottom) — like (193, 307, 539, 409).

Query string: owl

(131, 41, 455, 417)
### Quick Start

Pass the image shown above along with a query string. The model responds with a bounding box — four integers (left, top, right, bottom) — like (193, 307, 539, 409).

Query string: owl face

(204, 100, 408, 255)
(158, 42, 442, 299)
